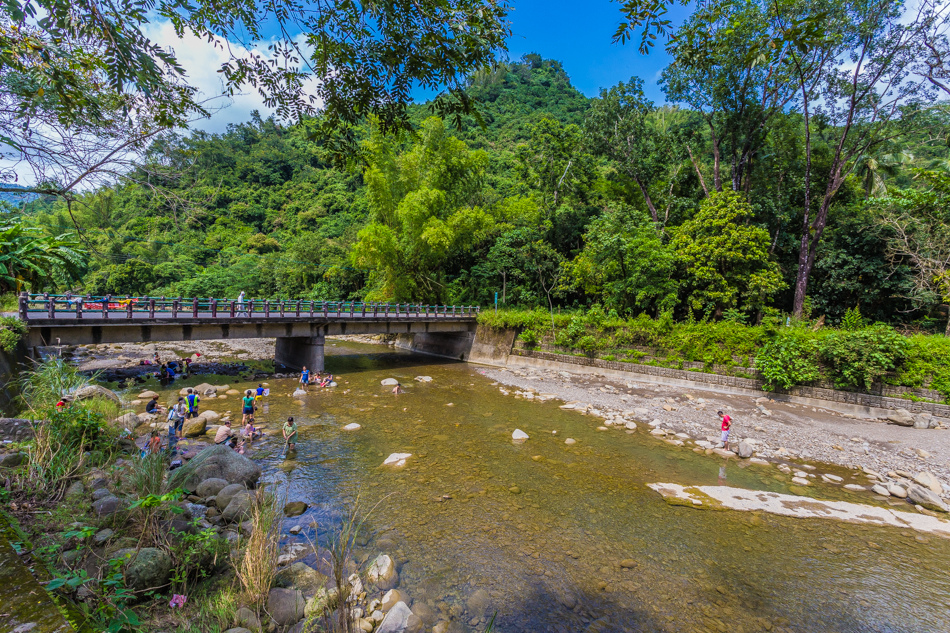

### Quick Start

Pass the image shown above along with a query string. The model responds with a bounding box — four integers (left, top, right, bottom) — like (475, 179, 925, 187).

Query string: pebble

(564, 438, 577, 445)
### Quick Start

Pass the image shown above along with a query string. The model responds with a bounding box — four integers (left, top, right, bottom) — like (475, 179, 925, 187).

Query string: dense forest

(14, 1, 950, 333)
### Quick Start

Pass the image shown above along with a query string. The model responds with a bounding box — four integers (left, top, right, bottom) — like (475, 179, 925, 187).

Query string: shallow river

(143, 341, 950, 633)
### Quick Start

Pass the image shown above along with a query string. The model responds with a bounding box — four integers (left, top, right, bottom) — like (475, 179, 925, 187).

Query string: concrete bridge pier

(275, 333, 325, 372)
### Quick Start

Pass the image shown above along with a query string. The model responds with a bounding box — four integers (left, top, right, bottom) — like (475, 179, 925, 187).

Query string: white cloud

(143, 20, 322, 133)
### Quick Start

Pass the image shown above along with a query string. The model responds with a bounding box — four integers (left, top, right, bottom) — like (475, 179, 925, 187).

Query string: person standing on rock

(282, 416, 298, 451)
(185, 388, 200, 419)
(168, 398, 186, 435)
(718, 410, 731, 449)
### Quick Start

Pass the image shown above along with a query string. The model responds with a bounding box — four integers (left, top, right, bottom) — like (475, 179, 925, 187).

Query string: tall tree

(671, 190, 785, 318)
(784, 0, 944, 315)
(586, 78, 673, 222)
(352, 118, 494, 302)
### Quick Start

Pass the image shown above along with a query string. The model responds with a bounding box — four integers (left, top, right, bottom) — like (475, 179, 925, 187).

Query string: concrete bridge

(18, 293, 479, 371)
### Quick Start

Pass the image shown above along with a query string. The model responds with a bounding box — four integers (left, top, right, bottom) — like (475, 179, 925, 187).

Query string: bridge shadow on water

(324, 346, 463, 376)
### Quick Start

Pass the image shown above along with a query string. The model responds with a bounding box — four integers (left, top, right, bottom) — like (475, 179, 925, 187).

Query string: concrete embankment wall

(0, 341, 29, 416)
(396, 325, 948, 420)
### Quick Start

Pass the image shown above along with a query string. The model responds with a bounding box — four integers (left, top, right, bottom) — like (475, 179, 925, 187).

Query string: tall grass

(18, 356, 91, 415)
(236, 488, 283, 616)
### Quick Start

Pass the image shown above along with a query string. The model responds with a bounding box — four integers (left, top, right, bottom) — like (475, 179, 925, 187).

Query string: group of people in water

(298, 365, 334, 389)
(141, 380, 301, 461)
(139, 351, 202, 382)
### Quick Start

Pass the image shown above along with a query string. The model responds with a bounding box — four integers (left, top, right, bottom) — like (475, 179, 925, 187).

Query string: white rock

(564, 438, 577, 445)
(293, 389, 307, 397)
(343, 423, 362, 431)
(749, 458, 770, 465)
(822, 473, 843, 482)
(650, 428, 667, 436)
(791, 477, 811, 486)
(886, 482, 908, 498)
(844, 484, 867, 492)
(367, 554, 399, 590)
(914, 472, 943, 495)
(511, 429, 529, 441)
(624, 421, 638, 431)
(871, 484, 891, 497)
(414, 376, 432, 383)
(382, 453, 412, 467)
(380, 378, 399, 386)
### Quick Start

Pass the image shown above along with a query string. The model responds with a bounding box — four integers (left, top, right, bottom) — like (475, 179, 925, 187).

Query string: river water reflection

(147, 340, 950, 633)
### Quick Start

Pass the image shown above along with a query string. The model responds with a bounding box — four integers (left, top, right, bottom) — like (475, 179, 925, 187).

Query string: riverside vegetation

(0, 359, 439, 633)
(482, 306, 950, 401)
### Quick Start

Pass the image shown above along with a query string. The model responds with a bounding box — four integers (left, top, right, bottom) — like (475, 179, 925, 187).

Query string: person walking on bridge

(237, 290, 247, 317)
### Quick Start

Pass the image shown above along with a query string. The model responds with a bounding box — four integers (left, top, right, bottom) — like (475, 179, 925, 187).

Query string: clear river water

(142, 340, 950, 633)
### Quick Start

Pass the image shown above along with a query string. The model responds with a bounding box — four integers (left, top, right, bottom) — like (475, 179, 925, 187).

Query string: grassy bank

(478, 308, 950, 401)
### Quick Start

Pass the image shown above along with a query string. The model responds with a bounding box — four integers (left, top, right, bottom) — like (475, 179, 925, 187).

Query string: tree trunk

(686, 145, 709, 195)
(633, 176, 659, 223)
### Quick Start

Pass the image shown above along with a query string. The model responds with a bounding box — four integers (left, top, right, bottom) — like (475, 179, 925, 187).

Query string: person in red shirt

(718, 410, 731, 448)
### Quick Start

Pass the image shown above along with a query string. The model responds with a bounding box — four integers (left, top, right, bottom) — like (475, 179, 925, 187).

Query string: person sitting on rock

(214, 420, 233, 445)
(145, 395, 164, 415)
(243, 420, 261, 440)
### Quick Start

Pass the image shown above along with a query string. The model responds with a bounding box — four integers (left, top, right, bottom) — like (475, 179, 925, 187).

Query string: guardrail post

(149, 299, 156, 318)
(323, 302, 328, 318)
(126, 297, 133, 319)
(350, 302, 354, 317)
(296, 300, 301, 317)
(192, 298, 199, 317)
(46, 293, 54, 319)
(172, 300, 178, 318)
(211, 299, 218, 317)
(230, 300, 236, 318)
(18, 292, 27, 320)
(264, 300, 270, 318)
(103, 295, 110, 319)
(76, 296, 83, 319)
(362, 303, 366, 316)
(384, 303, 389, 316)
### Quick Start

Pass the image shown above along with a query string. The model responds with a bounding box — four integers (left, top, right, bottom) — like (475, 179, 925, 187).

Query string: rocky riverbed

(479, 363, 950, 514)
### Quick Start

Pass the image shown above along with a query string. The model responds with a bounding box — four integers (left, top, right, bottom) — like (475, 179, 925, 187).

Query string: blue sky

(503, 0, 680, 102)
(151, 1, 691, 133)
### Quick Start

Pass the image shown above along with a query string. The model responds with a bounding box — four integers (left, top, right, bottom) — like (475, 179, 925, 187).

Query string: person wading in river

(242, 390, 256, 424)
(185, 388, 200, 419)
(282, 416, 298, 452)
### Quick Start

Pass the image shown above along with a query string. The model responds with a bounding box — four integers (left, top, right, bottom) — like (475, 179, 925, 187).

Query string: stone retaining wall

(511, 348, 950, 418)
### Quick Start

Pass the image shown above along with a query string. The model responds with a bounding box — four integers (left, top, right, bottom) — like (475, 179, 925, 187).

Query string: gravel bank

(478, 363, 950, 507)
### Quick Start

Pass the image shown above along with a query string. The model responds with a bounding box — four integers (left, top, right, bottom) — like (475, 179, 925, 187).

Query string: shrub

(0, 316, 26, 352)
(819, 325, 908, 390)
(576, 335, 598, 356)
(518, 329, 539, 346)
(755, 329, 821, 390)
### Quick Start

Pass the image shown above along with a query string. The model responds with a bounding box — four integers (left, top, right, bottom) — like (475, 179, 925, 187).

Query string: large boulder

(113, 547, 172, 591)
(914, 471, 944, 495)
(907, 484, 949, 512)
(0, 452, 27, 468)
(115, 412, 140, 428)
(368, 554, 398, 590)
(182, 418, 207, 438)
(73, 385, 121, 404)
(284, 501, 308, 517)
(377, 602, 413, 633)
(274, 562, 328, 591)
(887, 408, 915, 426)
(92, 495, 125, 517)
(267, 588, 306, 626)
(737, 441, 754, 458)
(167, 444, 261, 492)
(221, 490, 255, 523)
(215, 483, 249, 511)
(913, 413, 934, 429)
(198, 410, 221, 422)
(196, 478, 230, 499)
(138, 390, 159, 399)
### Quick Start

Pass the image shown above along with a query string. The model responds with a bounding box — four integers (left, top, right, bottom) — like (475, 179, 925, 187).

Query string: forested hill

(23, 54, 950, 330)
